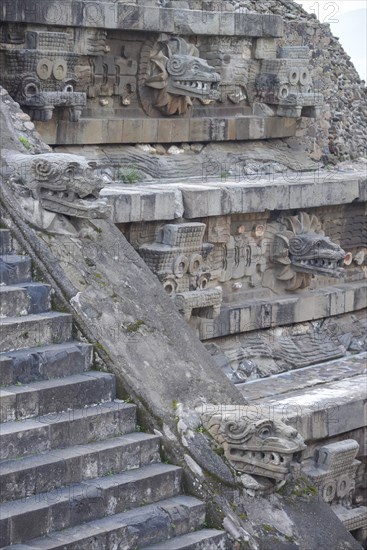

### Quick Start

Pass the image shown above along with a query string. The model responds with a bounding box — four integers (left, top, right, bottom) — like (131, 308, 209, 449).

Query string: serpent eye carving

(167, 56, 186, 76)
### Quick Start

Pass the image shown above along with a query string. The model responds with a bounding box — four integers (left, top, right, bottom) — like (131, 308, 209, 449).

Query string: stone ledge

(100, 173, 365, 223)
(1, 2, 283, 36)
(238, 353, 367, 403)
(251, 374, 367, 442)
(35, 116, 297, 146)
(201, 281, 367, 339)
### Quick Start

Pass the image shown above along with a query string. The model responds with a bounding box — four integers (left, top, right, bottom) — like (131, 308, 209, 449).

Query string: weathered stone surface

(0, 372, 116, 422)
(35, 116, 298, 146)
(247, 374, 367, 442)
(0, 342, 92, 385)
(139, 529, 231, 549)
(3, 496, 207, 550)
(0, 255, 31, 285)
(100, 172, 364, 223)
(0, 312, 73, 353)
(205, 281, 367, 339)
(0, 2, 283, 37)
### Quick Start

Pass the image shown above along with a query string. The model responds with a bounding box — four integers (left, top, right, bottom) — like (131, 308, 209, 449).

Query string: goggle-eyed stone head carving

(201, 405, 306, 481)
(6, 153, 110, 227)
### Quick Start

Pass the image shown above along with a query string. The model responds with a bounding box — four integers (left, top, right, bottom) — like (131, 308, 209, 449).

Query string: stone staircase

(0, 228, 230, 550)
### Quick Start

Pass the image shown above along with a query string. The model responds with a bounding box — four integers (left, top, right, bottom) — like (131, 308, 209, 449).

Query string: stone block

(271, 297, 298, 326)
(159, 8, 176, 33)
(207, 216, 231, 243)
(0, 420, 51, 461)
(141, 119, 158, 144)
(359, 178, 367, 201)
(117, 5, 145, 30)
(235, 118, 250, 140)
(9, 503, 50, 544)
(0, 312, 73, 353)
(218, 11, 235, 35)
(122, 119, 144, 143)
(294, 292, 327, 323)
(234, 13, 263, 36)
(279, 46, 309, 59)
(0, 255, 31, 285)
(189, 119, 210, 142)
(157, 119, 173, 142)
(174, 10, 220, 36)
(254, 38, 277, 60)
(0, 356, 13, 387)
(0, 229, 12, 254)
(329, 288, 346, 316)
(143, 6, 160, 30)
(181, 186, 221, 218)
(354, 285, 367, 310)
(262, 14, 283, 37)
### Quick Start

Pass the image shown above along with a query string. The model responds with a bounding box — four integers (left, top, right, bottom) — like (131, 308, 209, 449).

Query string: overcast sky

(295, 0, 367, 81)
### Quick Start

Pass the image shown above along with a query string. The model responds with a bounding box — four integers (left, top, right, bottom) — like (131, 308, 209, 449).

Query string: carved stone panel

(303, 440, 367, 537)
(5, 153, 109, 233)
(139, 222, 222, 321)
(201, 404, 306, 483)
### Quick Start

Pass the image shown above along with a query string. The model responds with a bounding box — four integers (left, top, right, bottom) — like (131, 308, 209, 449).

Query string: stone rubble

(227, 0, 367, 162)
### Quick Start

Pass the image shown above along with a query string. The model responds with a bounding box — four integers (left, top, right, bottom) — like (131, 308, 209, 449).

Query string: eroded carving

(139, 222, 222, 320)
(267, 212, 346, 291)
(303, 440, 367, 537)
(201, 405, 305, 482)
(139, 35, 221, 116)
(6, 153, 109, 233)
(251, 45, 323, 118)
(1, 31, 86, 122)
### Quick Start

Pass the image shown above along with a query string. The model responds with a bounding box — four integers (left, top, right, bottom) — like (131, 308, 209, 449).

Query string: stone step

(0, 432, 160, 503)
(0, 254, 32, 285)
(0, 229, 12, 255)
(0, 401, 136, 461)
(0, 342, 93, 386)
(0, 495, 205, 549)
(0, 312, 73, 353)
(0, 463, 182, 546)
(0, 283, 51, 317)
(140, 529, 230, 549)
(0, 371, 116, 422)
(0, 286, 30, 317)
(14, 282, 52, 314)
